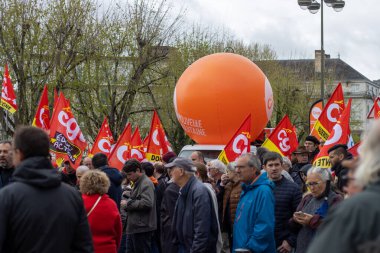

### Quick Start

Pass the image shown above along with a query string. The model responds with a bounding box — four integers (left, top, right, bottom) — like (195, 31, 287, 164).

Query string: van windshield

(178, 150, 222, 162)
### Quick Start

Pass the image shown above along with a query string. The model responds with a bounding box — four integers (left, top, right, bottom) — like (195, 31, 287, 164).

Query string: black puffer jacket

(172, 176, 218, 253)
(273, 177, 302, 247)
(0, 156, 93, 253)
(160, 181, 179, 253)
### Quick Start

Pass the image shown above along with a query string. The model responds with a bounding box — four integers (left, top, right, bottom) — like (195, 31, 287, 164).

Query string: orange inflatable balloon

(174, 53, 273, 145)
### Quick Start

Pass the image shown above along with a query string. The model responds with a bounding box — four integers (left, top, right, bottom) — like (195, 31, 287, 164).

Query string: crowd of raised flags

(0, 65, 377, 168)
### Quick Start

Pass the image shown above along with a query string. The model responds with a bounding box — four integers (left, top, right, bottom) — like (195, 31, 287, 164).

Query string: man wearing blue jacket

(233, 153, 276, 253)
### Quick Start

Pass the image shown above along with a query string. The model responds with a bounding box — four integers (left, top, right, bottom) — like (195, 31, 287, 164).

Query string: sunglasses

(305, 181, 322, 187)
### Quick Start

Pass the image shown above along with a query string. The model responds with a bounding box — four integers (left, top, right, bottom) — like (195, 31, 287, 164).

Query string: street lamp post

(297, 0, 345, 106)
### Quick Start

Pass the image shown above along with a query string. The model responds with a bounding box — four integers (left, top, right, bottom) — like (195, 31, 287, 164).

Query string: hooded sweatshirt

(233, 172, 276, 253)
(99, 165, 123, 209)
(0, 156, 93, 253)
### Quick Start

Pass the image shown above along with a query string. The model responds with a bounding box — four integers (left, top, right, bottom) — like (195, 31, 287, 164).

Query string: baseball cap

(164, 157, 196, 172)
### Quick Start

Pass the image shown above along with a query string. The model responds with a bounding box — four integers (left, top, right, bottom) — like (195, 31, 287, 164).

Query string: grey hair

(239, 153, 261, 170)
(226, 161, 236, 172)
(209, 159, 227, 174)
(307, 167, 331, 182)
(282, 156, 292, 167)
(356, 120, 380, 186)
(76, 165, 90, 175)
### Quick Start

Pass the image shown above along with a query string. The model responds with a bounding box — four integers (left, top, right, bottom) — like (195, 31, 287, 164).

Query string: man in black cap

(291, 146, 311, 188)
(304, 135, 320, 162)
(165, 157, 219, 253)
(328, 144, 352, 192)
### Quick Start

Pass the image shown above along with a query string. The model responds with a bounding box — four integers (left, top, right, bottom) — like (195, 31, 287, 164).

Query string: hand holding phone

(294, 211, 305, 217)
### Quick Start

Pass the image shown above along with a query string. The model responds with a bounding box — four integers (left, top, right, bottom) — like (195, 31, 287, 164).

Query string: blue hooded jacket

(233, 172, 276, 253)
(99, 165, 123, 209)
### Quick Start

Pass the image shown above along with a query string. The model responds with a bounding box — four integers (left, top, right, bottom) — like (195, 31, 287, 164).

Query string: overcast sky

(173, 0, 380, 81)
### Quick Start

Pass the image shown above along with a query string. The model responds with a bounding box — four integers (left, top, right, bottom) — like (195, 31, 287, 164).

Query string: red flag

(49, 93, 87, 168)
(367, 97, 380, 119)
(262, 115, 299, 157)
(348, 141, 361, 157)
(0, 64, 17, 113)
(313, 99, 352, 168)
(90, 117, 115, 157)
(32, 85, 50, 130)
(309, 99, 323, 138)
(143, 135, 149, 152)
(130, 127, 146, 162)
(218, 115, 251, 164)
(312, 83, 345, 141)
(374, 101, 380, 119)
(108, 123, 132, 170)
(146, 111, 171, 162)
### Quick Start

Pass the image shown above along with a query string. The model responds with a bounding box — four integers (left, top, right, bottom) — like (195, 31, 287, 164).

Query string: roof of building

(275, 58, 371, 82)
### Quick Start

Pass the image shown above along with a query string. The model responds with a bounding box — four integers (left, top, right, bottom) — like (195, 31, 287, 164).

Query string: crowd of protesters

(0, 123, 380, 253)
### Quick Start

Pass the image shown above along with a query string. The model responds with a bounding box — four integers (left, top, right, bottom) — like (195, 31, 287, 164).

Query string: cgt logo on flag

(131, 145, 145, 160)
(97, 137, 113, 153)
(278, 128, 293, 153)
(218, 114, 251, 164)
(232, 131, 251, 154)
(58, 107, 86, 142)
(0, 64, 17, 113)
(116, 142, 131, 164)
(49, 93, 87, 168)
(313, 99, 352, 168)
(312, 83, 345, 141)
(262, 115, 298, 157)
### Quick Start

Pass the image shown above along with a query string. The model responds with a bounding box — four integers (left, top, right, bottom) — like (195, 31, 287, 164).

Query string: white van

(178, 144, 257, 162)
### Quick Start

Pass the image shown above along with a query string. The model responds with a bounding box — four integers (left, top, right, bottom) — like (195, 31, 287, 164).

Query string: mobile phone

(295, 211, 305, 217)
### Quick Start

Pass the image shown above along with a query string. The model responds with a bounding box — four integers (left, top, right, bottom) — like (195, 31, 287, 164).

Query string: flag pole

(5, 110, 8, 138)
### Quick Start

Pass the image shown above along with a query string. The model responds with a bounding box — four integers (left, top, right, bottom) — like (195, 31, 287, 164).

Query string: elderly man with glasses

(233, 153, 276, 253)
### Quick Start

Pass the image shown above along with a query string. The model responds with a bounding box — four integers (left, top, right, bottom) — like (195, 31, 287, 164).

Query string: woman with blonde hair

(80, 170, 122, 253)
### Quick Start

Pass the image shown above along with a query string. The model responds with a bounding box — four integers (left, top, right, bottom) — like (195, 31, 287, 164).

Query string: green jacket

(307, 181, 380, 253)
(125, 174, 157, 234)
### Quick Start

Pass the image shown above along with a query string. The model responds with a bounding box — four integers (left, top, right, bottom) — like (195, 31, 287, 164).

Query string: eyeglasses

(234, 164, 249, 170)
(305, 181, 322, 187)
